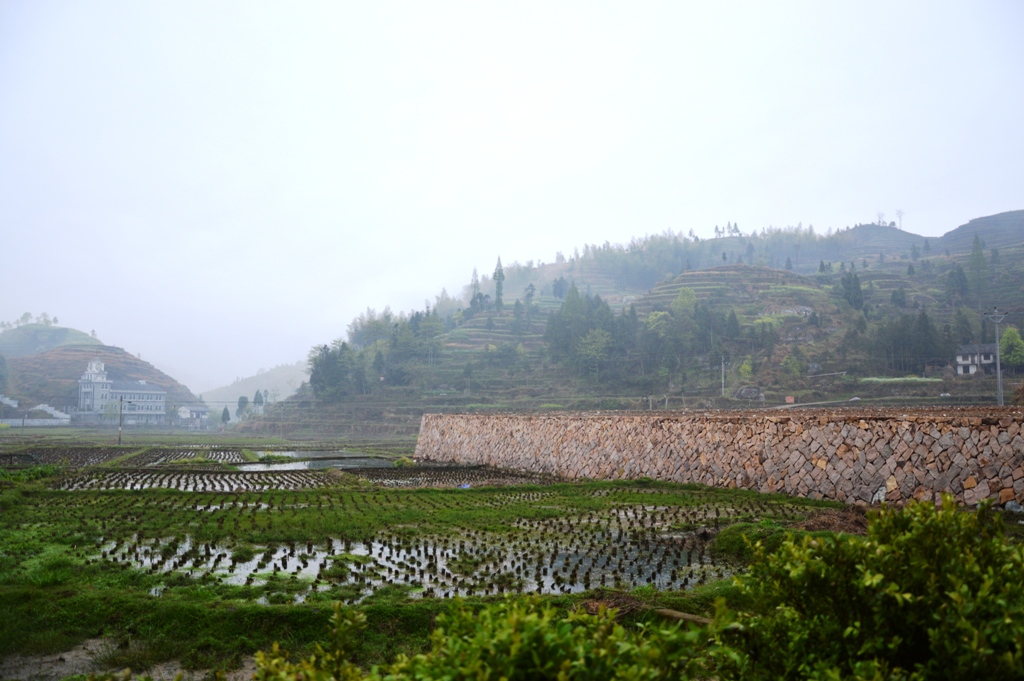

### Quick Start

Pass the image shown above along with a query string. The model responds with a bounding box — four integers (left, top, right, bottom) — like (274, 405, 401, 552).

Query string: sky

(2, 1, 1022, 393)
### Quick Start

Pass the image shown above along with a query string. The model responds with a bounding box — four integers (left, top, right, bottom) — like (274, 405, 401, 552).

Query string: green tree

(945, 264, 970, 303)
(969, 234, 989, 308)
(781, 346, 807, 377)
(912, 308, 939, 370)
(551, 276, 569, 299)
(511, 299, 524, 327)
(522, 283, 535, 314)
(725, 309, 741, 338)
(1000, 326, 1024, 373)
(839, 271, 864, 309)
(670, 287, 697, 318)
(493, 258, 505, 311)
(220, 407, 230, 425)
(253, 390, 264, 412)
(236, 395, 249, 419)
(953, 307, 975, 344)
(782, 352, 805, 377)
(576, 329, 612, 377)
(737, 356, 753, 380)
(890, 285, 907, 308)
(0, 354, 6, 394)
(784, 256, 792, 270)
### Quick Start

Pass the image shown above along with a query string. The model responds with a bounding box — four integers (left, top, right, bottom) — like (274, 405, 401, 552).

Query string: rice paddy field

(0, 439, 847, 678)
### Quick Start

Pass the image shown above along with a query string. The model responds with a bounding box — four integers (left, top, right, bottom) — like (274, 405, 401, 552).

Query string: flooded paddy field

(0, 443, 844, 674)
(54, 469, 337, 492)
(53, 464, 555, 491)
(9, 470, 832, 609)
(1, 444, 399, 472)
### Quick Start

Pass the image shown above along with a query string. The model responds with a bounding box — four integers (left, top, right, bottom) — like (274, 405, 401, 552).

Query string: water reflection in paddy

(239, 457, 392, 472)
(95, 503, 737, 604)
(252, 450, 377, 459)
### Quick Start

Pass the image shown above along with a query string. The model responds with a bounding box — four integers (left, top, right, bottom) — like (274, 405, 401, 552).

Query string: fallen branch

(653, 608, 713, 625)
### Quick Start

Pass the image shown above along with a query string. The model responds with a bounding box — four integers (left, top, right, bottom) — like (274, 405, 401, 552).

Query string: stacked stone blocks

(415, 409, 1024, 506)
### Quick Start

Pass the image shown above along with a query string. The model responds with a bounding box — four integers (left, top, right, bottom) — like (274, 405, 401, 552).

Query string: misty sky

(2, 1, 1022, 393)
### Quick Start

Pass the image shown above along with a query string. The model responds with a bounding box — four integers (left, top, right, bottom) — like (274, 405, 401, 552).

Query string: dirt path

(0, 639, 257, 681)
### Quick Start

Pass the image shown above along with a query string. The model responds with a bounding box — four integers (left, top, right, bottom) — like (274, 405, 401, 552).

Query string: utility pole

(721, 356, 725, 397)
(118, 396, 124, 446)
(986, 308, 1006, 406)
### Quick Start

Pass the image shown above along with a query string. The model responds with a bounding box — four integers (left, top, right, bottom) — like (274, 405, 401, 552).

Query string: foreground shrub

(255, 598, 708, 680)
(713, 496, 1024, 680)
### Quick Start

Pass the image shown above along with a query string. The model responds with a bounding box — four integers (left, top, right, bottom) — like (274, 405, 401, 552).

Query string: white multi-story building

(77, 359, 166, 424)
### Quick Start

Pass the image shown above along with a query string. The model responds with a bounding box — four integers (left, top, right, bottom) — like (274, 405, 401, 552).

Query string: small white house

(956, 343, 997, 375)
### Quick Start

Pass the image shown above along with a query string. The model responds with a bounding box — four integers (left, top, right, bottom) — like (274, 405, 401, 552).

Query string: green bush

(0, 464, 59, 482)
(255, 599, 708, 680)
(712, 520, 793, 561)
(712, 496, 1024, 680)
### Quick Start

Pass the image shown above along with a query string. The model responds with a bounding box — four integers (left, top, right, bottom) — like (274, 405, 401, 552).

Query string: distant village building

(77, 359, 166, 424)
(176, 404, 211, 430)
(955, 343, 998, 376)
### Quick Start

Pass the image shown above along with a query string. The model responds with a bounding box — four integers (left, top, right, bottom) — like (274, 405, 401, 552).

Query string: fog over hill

(200, 362, 309, 421)
(2, 3, 1021, 392)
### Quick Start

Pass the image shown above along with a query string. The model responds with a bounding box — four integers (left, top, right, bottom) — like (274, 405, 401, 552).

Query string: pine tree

(726, 309, 741, 338)
(953, 308, 974, 344)
(840, 272, 864, 310)
(493, 258, 505, 311)
(968, 234, 988, 309)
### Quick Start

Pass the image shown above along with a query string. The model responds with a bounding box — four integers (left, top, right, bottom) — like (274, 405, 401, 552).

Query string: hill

(3, 345, 203, 414)
(240, 210, 1024, 437)
(0, 324, 102, 357)
(201, 362, 309, 419)
(939, 210, 1024, 253)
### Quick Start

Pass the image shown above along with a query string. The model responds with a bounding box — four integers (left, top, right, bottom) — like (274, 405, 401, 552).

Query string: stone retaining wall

(414, 409, 1024, 506)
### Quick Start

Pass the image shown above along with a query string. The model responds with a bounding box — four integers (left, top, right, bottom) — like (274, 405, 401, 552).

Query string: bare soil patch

(791, 506, 869, 535)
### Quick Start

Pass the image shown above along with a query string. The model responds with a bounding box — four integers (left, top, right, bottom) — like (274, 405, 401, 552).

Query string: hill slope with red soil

(5, 345, 202, 413)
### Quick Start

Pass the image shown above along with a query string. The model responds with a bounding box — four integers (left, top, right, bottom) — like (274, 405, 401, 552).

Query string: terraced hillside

(938, 209, 1024, 252)
(636, 265, 828, 314)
